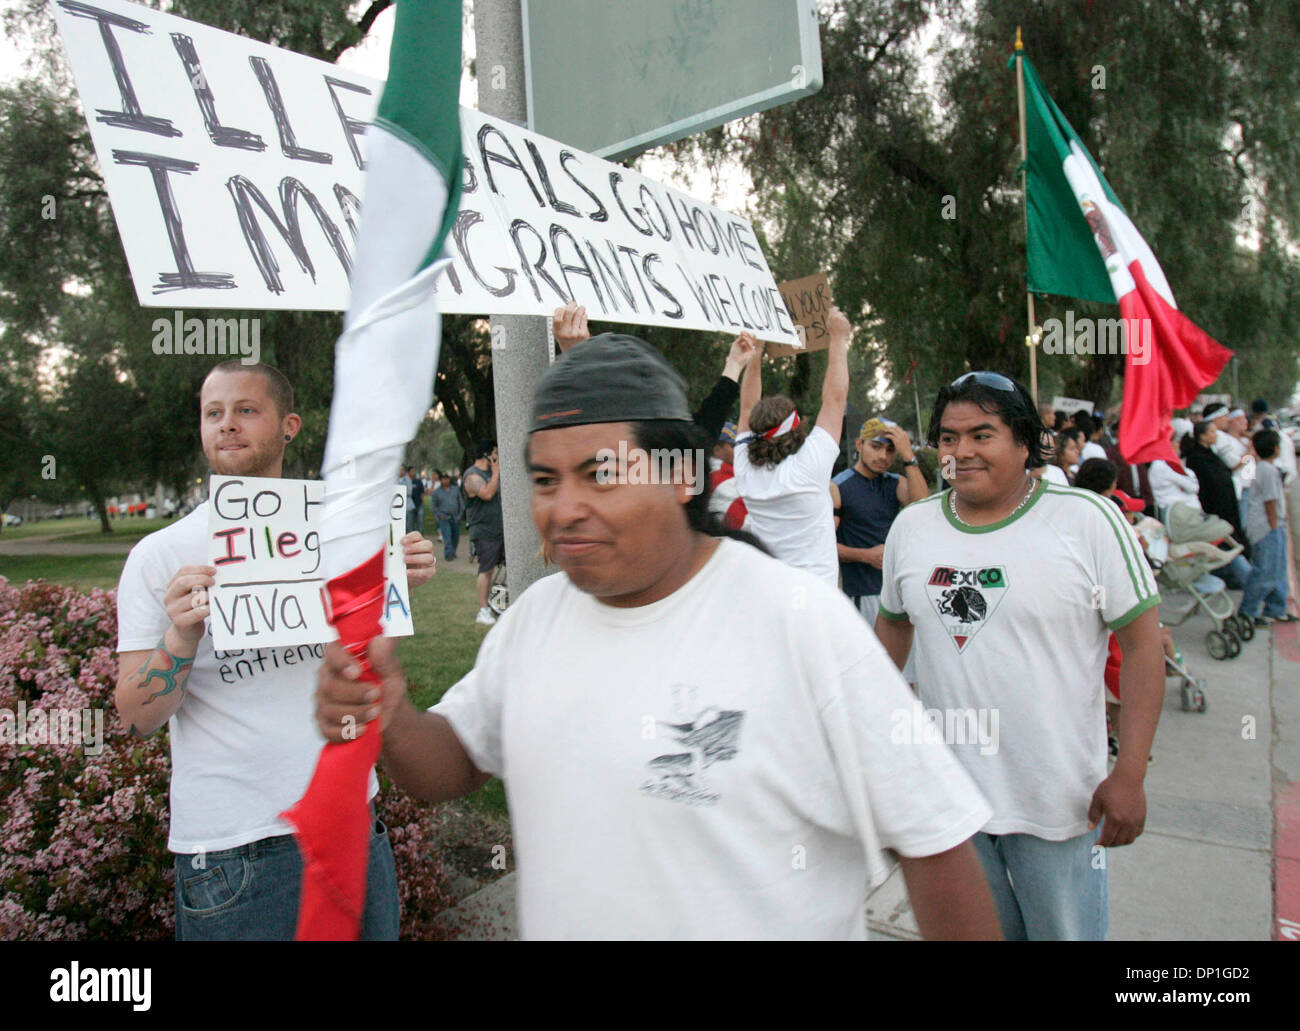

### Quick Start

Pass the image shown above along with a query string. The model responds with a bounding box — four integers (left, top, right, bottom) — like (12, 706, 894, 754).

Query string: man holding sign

(113, 361, 435, 940)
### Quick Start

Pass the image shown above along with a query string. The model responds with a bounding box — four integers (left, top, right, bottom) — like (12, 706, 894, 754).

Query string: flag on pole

(282, 0, 463, 941)
(1016, 52, 1232, 468)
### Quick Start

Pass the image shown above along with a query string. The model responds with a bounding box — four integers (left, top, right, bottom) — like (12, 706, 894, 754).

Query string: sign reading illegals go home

(206, 476, 412, 650)
(52, 0, 802, 348)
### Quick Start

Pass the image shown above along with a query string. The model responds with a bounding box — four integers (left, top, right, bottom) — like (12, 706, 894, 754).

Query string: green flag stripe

(1018, 54, 1116, 305)
(377, 0, 464, 271)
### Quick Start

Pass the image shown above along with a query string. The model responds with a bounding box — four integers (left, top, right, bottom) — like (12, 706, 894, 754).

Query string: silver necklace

(949, 476, 1036, 528)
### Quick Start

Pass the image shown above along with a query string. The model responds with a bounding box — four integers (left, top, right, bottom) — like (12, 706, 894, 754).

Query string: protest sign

(765, 272, 832, 357)
(206, 475, 330, 650)
(52, 0, 801, 347)
(206, 475, 412, 648)
(1194, 393, 1232, 412)
(1051, 395, 1094, 417)
(380, 486, 413, 637)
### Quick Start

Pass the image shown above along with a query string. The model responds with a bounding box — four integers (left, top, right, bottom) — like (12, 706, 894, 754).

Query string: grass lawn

(0, 515, 175, 542)
(0, 553, 129, 591)
(399, 567, 506, 816)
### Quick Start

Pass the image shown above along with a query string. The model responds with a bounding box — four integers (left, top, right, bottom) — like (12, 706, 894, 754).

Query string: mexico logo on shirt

(925, 565, 1009, 653)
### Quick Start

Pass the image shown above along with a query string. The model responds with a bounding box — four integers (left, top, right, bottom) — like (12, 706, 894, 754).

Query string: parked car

(1, 513, 21, 527)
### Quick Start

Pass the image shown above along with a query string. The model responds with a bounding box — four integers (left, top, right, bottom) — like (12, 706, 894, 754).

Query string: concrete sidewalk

(442, 598, 1294, 941)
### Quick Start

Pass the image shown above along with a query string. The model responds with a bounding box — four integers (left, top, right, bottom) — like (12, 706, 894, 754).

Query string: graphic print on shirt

(641, 685, 745, 807)
(925, 565, 1010, 653)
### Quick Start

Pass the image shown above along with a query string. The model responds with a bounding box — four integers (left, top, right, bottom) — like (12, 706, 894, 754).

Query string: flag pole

(1014, 26, 1039, 404)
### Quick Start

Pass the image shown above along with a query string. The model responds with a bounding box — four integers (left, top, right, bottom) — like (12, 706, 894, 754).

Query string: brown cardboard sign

(765, 273, 833, 357)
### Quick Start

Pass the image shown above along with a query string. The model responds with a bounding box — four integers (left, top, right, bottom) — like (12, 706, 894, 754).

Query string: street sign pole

(474, 0, 548, 603)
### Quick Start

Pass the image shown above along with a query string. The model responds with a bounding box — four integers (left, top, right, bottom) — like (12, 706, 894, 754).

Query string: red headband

(761, 411, 800, 440)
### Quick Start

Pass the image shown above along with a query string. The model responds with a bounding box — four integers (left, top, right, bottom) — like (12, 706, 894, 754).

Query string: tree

(0, 1, 408, 526)
(661, 0, 1300, 415)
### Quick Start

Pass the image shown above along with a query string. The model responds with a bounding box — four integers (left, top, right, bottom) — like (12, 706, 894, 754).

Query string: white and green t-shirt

(434, 538, 991, 940)
(879, 480, 1160, 840)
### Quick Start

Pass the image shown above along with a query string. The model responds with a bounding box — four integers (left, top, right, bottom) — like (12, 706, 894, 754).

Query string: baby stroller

(1163, 641, 1209, 712)
(1154, 540, 1254, 661)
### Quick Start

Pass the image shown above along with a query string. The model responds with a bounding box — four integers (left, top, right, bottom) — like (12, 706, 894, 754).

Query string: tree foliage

(661, 0, 1300, 416)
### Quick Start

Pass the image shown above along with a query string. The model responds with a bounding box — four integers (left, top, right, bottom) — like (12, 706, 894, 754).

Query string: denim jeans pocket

(177, 854, 250, 915)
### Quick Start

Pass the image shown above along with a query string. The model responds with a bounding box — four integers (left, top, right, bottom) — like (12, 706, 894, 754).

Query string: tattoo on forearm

(139, 641, 195, 705)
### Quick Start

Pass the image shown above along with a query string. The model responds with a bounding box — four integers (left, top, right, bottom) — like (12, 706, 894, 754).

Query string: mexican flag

(1017, 52, 1232, 468)
(281, 0, 463, 940)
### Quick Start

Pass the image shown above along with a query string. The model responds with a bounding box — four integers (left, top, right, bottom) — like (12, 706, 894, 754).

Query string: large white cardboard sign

(206, 476, 412, 649)
(53, 0, 801, 346)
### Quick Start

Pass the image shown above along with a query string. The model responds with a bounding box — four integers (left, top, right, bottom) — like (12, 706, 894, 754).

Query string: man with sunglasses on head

(873, 371, 1165, 941)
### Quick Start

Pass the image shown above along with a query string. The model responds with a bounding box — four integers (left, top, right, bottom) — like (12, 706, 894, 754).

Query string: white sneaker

(475, 606, 497, 626)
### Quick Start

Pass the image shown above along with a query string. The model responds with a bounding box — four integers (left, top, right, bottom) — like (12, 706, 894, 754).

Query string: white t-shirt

(1148, 460, 1202, 512)
(1275, 429, 1297, 485)
(433, 539, 991, 940)
(116, 503, 375, 853)
(1210, 433, 1248, 498)
(1041, 464, 1070, 487)
(733, 424, 840, 585)
(1080, 441, 1108, 465)
(879, 482, 1160, 840)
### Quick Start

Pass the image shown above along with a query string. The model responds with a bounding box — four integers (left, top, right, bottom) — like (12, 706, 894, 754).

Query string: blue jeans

(437, 514, 460, 559)
(1219, 553, 1254, 590)
(174, 817, 400, 940)
(1240, 526, 1289, 618)
(971, 828, 1108, 940)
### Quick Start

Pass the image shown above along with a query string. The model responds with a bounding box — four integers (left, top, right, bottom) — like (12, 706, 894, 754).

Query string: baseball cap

(718, 421, 738, 445)
(1112, 489, 1145, 513)
(858, 417, 898, 444)
(530, 333, 692, 433)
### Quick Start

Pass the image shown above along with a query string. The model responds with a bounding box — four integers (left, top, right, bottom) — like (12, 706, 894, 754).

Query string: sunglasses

(948, 371, 1018, 392)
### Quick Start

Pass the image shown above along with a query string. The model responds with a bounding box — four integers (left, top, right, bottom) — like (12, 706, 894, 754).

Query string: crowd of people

(395, 444, 507, 627)
(1033, 399, 1296, 626)
(112, 309, 1296, 940)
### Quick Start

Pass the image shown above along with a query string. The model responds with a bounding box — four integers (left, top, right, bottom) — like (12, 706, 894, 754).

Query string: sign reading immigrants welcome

(53, 0, 802, 347)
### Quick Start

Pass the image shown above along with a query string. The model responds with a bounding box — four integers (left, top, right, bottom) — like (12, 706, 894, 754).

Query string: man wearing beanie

(313, 333, 1000, 940)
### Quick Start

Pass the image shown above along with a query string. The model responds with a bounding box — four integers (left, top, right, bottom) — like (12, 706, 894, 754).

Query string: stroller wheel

(1195, 679, 1208, 713)
(1223, 627, 1242, 658)
(1234, 615, 1255, 642)
(1180, 684, 1193, 712)
(1206, 630, 1229, 660)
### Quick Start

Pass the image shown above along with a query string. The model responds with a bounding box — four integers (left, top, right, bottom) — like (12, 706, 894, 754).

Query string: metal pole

(911, 363, 924, 441)
(1015, 28, 1039, 403)
(474, 0, 548, 602)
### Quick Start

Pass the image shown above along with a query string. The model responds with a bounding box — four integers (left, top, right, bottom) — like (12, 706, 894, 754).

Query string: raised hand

(552, 302, 590, 352)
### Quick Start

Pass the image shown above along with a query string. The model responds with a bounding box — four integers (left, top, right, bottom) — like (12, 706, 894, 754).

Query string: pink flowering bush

(0, 576, 461, 940)
(0, 577, 171, 939)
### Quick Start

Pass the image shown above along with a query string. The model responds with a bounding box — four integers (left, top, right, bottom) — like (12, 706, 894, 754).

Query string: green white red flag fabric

(282, 0, 463, 940)
(1017, 52, 1232, 468)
